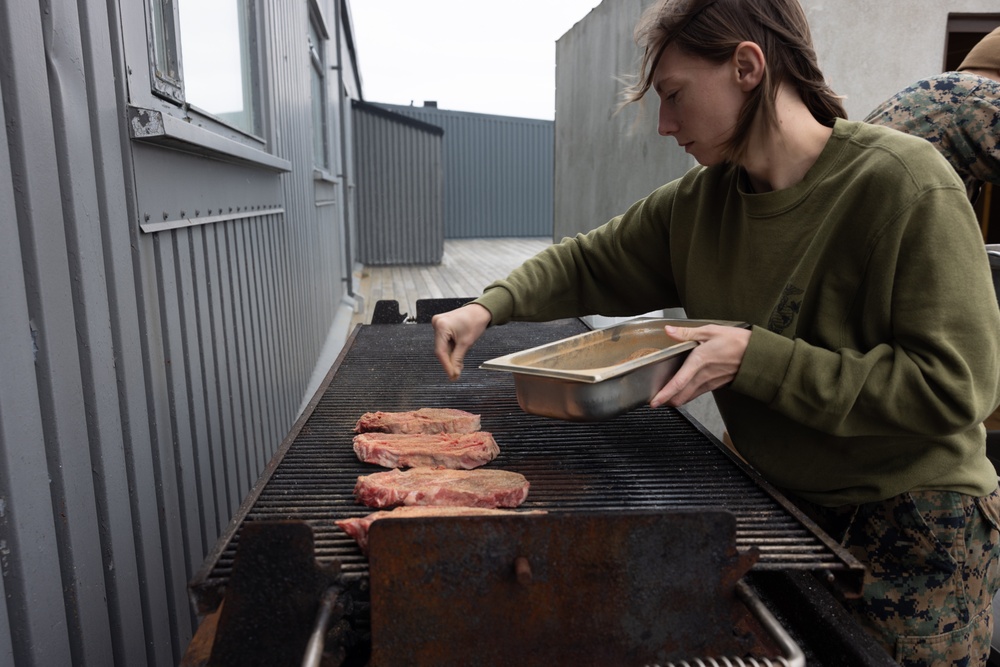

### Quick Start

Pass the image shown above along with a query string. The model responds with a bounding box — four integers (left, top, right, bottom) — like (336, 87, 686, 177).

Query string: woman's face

(652, 43, 748, 166)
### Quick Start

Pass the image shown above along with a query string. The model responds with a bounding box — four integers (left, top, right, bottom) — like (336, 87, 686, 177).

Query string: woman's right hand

(431, 303, 493, 380)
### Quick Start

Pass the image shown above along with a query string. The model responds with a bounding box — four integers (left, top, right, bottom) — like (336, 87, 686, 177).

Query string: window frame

(146, 0, 184, 104)
(308, 0, 332, 173)
(126, 0, 285, 171)
(944, 14, 1000, 70)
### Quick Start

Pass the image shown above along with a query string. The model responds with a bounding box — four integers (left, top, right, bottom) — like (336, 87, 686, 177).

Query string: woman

(431, 0, 1000, 664)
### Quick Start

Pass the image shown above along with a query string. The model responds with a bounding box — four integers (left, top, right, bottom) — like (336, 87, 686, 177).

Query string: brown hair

(621, 0, 846, 163)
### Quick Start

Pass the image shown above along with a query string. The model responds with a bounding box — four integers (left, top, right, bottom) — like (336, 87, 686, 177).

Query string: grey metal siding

(0, 0, 361, 664)
(1, 0, 142, 663)
(379, 104, 554, 239)
(0, 53, 76, 667)
(353, 101, 445, 264)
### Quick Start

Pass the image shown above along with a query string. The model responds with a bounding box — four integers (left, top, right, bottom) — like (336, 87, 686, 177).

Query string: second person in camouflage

(865, 27, 1000, 203)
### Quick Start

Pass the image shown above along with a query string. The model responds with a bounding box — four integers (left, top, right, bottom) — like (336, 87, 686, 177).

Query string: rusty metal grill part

(361, 508, 810, 667)
(367, 510, 766, 666)
(191, 319, 864, 626)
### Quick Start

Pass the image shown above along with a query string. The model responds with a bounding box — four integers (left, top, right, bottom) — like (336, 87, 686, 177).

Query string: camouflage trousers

(794, 487, 1000, 666)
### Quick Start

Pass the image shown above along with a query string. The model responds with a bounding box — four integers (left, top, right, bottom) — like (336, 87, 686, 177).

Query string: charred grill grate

(191, 319, 861, 616)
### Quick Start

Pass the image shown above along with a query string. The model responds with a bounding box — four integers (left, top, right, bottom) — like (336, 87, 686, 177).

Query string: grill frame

(190, 318, 864, 617)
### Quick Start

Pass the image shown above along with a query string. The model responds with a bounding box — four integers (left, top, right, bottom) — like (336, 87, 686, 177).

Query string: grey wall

(380, 104, 555, 239)
(554, 0, 695, 241)
(353, 101, 445, 265)
(0, 0, 361, 664)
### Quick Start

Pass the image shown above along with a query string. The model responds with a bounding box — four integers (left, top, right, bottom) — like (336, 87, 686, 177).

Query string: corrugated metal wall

(0, 0, 360, 664)
(352, 100, 445, 265)
(379, 104, 554, 239)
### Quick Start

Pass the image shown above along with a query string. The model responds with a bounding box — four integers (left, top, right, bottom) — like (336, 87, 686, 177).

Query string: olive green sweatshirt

(475, 119, 1000, 506)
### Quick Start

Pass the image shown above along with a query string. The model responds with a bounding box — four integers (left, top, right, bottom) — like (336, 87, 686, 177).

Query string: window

(146, 0, 262, 137)
(309, 3, 330, 170)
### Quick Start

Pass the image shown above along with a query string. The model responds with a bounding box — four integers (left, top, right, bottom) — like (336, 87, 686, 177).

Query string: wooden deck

(351, 237, 553, 326)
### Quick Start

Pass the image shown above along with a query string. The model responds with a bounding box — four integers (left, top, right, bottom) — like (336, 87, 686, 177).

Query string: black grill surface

(191, 319, 862, 615)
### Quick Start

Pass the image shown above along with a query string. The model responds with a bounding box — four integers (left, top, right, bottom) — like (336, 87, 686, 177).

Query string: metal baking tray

(481, 318, 749, 421)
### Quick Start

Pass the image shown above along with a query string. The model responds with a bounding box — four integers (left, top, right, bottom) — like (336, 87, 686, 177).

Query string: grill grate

(190, 319, 862, 614)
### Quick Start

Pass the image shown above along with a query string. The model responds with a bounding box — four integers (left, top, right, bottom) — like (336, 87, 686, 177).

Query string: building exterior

(352, 101, 446, 265)
(0, 0, 362, 664)
(379, 103, 554, 240)
(351, 101, 553, 269)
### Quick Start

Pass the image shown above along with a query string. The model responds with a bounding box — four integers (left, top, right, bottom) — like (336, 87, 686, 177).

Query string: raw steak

(354, 467, 530, 509)
(353, 431, 499, 469)
(354, 408, 481, 434)
(335, 506, 546, 553)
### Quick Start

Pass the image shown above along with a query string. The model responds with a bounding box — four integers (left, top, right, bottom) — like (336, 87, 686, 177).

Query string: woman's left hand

(649, 324, 751, 408)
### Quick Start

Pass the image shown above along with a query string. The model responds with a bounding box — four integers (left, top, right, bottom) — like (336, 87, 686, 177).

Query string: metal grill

(190, 319, 862, 615)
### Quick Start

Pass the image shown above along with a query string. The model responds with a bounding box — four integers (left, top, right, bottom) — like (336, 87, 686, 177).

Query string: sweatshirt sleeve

(731, 184, 1000, 438)
(474, 183, 681, 325)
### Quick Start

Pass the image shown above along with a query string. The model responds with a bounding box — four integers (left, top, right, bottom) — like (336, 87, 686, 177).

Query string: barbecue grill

(184, 307, 895, 667)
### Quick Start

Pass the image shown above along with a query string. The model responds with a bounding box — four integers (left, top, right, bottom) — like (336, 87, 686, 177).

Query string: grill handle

(650, 581, 805, 667)
(302, 586, 344, 667)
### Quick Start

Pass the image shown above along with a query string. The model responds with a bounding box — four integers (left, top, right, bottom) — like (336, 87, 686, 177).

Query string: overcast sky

(349, 1, 605, 120)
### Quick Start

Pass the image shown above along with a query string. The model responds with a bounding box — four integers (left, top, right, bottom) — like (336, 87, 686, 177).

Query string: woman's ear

(733, 41, 765, 91)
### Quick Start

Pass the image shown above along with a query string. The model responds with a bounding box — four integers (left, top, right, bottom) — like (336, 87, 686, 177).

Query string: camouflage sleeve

(955, 78, 1000, 188)
(865, 73, 1000, 193)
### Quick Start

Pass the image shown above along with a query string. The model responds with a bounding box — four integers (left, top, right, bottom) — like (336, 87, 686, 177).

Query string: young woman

(431, 0, 1000, 663)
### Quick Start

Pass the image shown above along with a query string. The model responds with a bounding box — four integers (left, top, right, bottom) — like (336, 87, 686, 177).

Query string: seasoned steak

(353, 431, 499, 469)
(354, 467, 530, 509)
(354, 408, 480, 434)
(335, 506, 546, 553)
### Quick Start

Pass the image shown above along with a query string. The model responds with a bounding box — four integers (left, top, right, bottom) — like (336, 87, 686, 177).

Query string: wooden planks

(353, 237, 552, 326)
